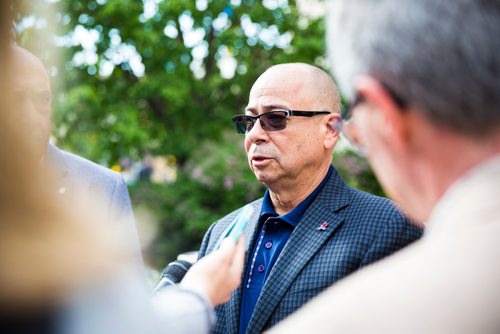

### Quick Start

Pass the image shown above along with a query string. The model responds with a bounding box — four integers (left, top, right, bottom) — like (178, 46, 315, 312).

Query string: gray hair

(327, 0, 500, 137)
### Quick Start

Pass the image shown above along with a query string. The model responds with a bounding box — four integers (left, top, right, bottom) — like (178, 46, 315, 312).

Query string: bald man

(196, 63, 423, 334)
(9, 45, 143, 269)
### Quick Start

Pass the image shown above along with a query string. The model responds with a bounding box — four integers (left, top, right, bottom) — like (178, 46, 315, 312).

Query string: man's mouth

(252, 154, 272, 160)
(251, 155, 273, 166)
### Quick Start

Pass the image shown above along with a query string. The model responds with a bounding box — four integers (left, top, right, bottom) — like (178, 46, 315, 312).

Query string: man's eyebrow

(244, 107, 257, 115)
(244, 104, 289, 114)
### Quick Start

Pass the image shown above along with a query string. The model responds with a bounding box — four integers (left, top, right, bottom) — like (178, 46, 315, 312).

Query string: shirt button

(265, 241, 273, 249)
(258, 264, 265, 272)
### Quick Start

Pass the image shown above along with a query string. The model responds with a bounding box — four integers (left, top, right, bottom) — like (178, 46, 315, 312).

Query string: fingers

(179, 237, 246, 307)
(218, 237, 236, 253)
(217, 236, 245, 267)
(222, 237, 245, 293)
(230, 237, 245, 276)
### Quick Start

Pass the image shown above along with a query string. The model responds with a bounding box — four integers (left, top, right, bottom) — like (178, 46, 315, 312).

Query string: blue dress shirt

(239, 166, 333, 333)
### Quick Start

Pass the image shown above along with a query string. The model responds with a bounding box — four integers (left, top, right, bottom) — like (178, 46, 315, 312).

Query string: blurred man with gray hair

(270, 0, 500, 333)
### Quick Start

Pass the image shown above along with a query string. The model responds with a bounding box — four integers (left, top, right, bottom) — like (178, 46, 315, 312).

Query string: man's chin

(254, 173, 276, 187)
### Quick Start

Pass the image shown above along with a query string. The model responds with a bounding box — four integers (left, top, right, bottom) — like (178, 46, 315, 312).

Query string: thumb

(229, 236, 245, 274)
(216, 237, 238, 264)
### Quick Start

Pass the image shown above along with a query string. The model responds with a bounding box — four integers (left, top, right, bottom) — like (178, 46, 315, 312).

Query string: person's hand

(180, 237, 245, 307)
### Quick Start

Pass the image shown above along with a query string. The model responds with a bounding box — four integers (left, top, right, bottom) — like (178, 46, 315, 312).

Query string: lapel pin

(318, 221, 329, 231)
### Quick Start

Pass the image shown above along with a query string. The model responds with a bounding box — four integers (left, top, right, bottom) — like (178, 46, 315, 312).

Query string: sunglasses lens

(261, 112, 286, 131)
(233, 116, 252, 134)
(232, 111, 287, 134)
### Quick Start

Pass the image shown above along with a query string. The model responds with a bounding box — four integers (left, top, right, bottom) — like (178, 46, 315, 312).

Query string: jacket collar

(427, 154, 500, 235)
(45, 143, 70, 180)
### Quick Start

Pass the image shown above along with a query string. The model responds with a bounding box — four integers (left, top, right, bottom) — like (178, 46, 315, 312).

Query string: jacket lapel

(247, 169, 351, 333)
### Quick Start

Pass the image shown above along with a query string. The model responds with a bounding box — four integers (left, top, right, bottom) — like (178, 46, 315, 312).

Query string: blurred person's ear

(354, 75, 411, 152)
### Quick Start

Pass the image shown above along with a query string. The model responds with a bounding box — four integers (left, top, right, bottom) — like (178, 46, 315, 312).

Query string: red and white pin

(318, 221, 329, 231)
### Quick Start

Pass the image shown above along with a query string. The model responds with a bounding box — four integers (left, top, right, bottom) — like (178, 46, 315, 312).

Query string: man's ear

(354, 75, 409, 150)
(323, 113, 342, 150)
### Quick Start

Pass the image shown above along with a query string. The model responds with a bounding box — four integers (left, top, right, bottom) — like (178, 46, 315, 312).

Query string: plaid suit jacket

(198, 166, 422, 333)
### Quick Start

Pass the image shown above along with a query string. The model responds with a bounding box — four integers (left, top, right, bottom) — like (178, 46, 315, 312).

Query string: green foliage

(43, 0, 326, 165)
(131, 130, 264, 267)
(334, 149, 385, 197)
(14, 0, 384, 269)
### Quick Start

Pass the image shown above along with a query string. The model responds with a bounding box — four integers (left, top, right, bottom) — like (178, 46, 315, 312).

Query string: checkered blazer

(198, 166, 422, 334)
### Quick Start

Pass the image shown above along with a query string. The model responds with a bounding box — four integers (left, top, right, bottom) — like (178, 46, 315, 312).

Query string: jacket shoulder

(199, 198, 262, 256)
(346, 186, 405, 219)
(341, 186, 422, 247)
(56, 147, 122, 184)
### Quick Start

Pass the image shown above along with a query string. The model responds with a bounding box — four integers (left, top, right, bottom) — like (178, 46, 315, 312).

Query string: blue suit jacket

(46, 144, 142, 265)
(198, 166, 422, 333)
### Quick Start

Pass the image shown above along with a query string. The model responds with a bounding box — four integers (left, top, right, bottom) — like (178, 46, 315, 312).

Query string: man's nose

(246, 118, 269, 143)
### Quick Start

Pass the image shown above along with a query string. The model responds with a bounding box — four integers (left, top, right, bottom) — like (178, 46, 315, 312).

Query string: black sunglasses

(232, 109, 331, 134)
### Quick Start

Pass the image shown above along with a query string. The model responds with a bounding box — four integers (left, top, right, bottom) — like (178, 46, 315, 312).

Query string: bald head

(250, 63, 341, 114)
(10, 45, 50, 80)
(8, 45, 52, 159)
(243, 63, 343, 193)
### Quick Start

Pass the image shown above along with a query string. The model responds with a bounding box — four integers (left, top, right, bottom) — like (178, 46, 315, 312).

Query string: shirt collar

(259, 165, 334, 228)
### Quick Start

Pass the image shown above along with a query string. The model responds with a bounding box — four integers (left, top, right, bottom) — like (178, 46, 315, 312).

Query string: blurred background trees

(13, 0, 382, 270)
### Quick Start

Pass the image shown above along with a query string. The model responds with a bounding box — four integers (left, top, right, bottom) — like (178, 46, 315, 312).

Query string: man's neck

(409, 129, 500, 223)
(268, 164, 331, 215)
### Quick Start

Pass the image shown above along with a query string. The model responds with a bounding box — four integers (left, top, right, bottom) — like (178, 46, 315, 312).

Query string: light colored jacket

(47, 143, 142, 265)
(269, 156, 500, 334)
